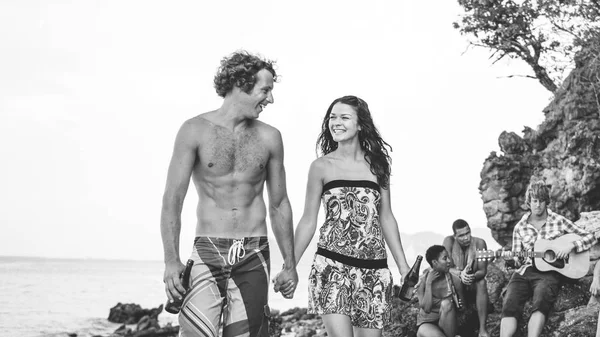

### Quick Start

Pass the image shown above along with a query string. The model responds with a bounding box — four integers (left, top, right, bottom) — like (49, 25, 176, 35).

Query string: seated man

(500, 179, 596, 337)
(417, 245, 461, 337)
(443, 219, 490, 337)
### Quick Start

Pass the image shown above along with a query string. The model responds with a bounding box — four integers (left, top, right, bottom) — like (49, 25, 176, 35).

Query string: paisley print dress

(308, 180, 393, 329)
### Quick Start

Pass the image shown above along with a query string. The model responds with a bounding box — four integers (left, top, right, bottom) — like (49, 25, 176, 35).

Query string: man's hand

(500, 249, 513, 261)
(163, 260, 186, 303)
(273, 266, 299, 299)
(499, 249, 519, 271)
(555, 241, 576, 260)
(460, 268, 475, 285)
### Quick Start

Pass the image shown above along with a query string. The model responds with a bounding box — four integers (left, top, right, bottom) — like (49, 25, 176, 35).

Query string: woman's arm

(293, 159, 325, 266)
(379, 187, 410, 276)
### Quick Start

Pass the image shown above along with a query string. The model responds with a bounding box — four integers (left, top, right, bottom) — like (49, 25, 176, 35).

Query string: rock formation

(479, 43, 600, 248)
(106, 303, 178, 337)
(108, 303, 163, 325)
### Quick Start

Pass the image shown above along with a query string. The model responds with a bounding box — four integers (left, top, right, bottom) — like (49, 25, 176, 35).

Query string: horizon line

(0, 254, 164, 263)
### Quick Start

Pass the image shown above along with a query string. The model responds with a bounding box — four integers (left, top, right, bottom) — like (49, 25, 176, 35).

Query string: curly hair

(213, 51, 277, 97)
(316, 95, 393, 189)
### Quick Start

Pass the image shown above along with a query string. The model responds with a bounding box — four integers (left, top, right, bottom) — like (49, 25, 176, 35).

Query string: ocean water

(0, 230, 477, 337)
(0, 254, 310, 337)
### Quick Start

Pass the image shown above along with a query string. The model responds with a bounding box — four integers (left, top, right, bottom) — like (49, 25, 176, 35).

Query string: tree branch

(499, 74, 538, 79)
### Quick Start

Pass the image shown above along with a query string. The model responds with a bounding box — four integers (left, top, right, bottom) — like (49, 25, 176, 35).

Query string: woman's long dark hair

(316, 95, 393, 189)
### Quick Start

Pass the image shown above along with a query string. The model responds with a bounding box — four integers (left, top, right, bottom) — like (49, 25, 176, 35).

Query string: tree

(454, 0, 600, 93)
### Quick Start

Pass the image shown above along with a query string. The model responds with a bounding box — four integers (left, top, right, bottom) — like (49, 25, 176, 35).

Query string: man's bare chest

(200, 129, 268, 173)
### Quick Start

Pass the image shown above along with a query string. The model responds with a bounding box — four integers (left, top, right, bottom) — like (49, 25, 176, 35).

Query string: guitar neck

(500, 251, 544, 259)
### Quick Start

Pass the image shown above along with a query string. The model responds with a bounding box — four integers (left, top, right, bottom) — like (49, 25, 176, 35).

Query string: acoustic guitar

(475, 233, 590, 279)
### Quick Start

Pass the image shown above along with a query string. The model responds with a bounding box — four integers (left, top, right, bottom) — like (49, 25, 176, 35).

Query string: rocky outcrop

(273, 307, 325, 337)
(104, 303, 177, 337)
(109, 319, 178, 337)
(108, 303, 164, 325)
(479, 43, 600, 248)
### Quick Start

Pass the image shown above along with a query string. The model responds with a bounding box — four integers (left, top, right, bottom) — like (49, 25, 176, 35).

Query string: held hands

(273, 265, 299, 299)
(163, 260, 186, 303)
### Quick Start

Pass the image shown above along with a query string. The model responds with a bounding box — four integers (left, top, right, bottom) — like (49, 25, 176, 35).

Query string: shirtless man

(417, 245, 459, 337)
(160, 51, 298, 337)
(443, 219, 489, 337)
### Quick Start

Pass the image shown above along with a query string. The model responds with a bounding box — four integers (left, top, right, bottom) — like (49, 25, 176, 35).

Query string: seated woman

(416, 245, 462, 337)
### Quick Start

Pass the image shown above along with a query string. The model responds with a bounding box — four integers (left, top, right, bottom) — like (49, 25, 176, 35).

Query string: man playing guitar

(500, 179, 596, 337)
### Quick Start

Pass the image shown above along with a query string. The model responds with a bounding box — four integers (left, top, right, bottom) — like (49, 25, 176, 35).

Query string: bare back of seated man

(160, 51, 298, 337)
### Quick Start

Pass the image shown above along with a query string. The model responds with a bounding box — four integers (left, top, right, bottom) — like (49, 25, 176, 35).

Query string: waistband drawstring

(228, 239, 246, 265)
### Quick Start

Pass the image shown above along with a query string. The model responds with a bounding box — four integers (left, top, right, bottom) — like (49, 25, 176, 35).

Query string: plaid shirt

(511, 208, 596, 275)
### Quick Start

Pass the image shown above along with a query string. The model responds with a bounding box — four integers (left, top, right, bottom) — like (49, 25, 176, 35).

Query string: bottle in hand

(398, 255, 423, 301)
(165, 259, 194, 314)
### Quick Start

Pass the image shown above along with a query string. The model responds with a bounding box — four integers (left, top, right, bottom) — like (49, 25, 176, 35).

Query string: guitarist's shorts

(501, 267, 562, 318)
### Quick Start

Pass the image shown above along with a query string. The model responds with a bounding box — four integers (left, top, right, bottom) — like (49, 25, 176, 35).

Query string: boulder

(108, 303, 163, 324)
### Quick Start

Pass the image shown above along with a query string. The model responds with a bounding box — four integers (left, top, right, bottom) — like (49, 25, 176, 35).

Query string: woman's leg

(322, 314, 354, 337)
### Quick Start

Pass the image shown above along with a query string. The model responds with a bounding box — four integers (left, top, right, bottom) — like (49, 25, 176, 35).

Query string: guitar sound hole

(543, 250, 556, 262)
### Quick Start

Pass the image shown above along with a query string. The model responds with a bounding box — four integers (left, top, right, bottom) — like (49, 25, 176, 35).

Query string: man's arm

(442, 236, 461, 278)
(160, 120, 197, 302)
(561, 217, 597, 253)
(503, 225, 523, 269)
(265, 128, 297, 298)
(472, 238, 488, 282)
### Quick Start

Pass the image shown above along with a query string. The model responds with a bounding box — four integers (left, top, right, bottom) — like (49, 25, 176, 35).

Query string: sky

(0, 0, 552, 262)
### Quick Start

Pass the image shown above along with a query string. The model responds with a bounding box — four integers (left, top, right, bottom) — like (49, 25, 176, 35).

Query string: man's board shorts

(308, 248, 393, 329)
(179, 236, 270, 337)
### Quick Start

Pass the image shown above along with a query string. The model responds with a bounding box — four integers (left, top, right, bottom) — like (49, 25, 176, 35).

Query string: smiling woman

(288, 95, 413, 336)
(329, 103, 361, 142)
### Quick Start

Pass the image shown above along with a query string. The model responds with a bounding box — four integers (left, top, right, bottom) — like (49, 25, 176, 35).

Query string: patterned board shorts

(179, 236, 270, 337)
(307, 249, 393, 329)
